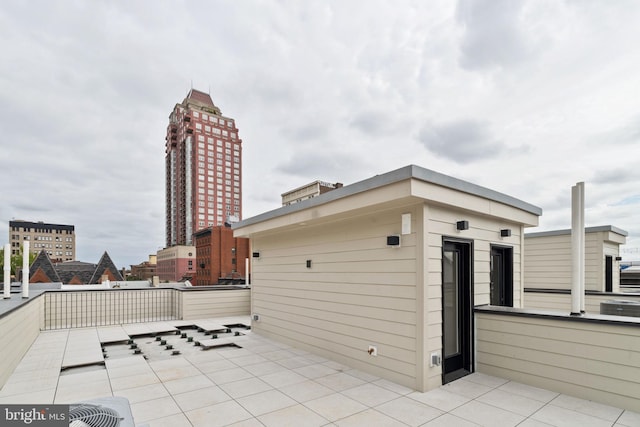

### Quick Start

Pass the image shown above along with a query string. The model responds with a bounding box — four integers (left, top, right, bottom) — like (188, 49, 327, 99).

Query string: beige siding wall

(181, 288, 251, 320)
(0, 298, 42, 388)
(476, 311, 640, 411)
(525, 231, 623, 292)
(250, 201, 526, 392)
(251, 204, 421, 389)
(428, 205, 524, 307)
(425, 205, 524, 390)
(524, 290, 640, 313)
(524, 234, 572, 290)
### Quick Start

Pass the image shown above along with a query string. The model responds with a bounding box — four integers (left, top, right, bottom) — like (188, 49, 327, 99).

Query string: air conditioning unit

(70, 397, 136, 427)
(600, 300, 640, 318)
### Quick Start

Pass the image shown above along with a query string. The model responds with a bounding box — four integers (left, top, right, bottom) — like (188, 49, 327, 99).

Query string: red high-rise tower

(165, 89, 242, 247)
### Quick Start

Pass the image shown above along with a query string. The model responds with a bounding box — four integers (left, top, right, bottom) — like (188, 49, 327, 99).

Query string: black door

(442, 240, 473, 383)
(605, 256, 613, 292)
(490, 246, 513, 306)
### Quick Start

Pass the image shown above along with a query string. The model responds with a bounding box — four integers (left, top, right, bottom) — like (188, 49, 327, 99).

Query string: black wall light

(615, 256, 623, 261)
(252, 252, 260, 258)
(306, 260, 312, 268)
(456, 221, 469, 231)
(500, 229, 512, 237)
(387, 235, 401, 247)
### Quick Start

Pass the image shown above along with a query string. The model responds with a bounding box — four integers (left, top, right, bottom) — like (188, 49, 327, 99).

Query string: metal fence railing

(43, 288, 183, 330)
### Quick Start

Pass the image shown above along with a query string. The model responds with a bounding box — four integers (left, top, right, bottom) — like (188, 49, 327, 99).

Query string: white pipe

(3, 243, 10, 299)
(570, 184, 581, 315)
(578, 182, 586, 313)
(245, 257, 249, 286)
(22, 241, 29, 298)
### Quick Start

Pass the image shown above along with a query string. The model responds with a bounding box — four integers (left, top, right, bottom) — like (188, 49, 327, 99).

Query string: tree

(0, 246, 37, 281)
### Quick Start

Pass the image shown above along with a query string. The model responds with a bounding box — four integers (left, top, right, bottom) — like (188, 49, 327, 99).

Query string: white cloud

(2, 0, 640, 266)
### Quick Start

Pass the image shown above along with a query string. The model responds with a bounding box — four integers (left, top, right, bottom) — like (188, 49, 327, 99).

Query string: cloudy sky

(1, 0, 640, 268)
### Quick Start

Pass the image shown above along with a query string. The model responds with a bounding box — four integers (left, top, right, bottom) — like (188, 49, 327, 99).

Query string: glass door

(442, 240, 473, 383)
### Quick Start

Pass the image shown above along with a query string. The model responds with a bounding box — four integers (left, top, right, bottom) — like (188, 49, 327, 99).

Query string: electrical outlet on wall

(430, 352, 441, 367)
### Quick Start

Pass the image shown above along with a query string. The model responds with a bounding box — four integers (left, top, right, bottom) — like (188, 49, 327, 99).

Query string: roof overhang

(234, 165, 541, 238)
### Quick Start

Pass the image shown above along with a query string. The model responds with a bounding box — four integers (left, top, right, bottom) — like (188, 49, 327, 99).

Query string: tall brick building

(194, 226, 250, 286)
(165, 89, 242, 247)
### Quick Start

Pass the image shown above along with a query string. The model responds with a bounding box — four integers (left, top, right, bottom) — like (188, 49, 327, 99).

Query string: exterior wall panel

(524, 227, 626, 293)
(181, 288, 250, 319)
(0, 298, 41, 388)
(251, 206, 420, 389)
(524, 290, 640, 313)
(476, 311, 640, 411)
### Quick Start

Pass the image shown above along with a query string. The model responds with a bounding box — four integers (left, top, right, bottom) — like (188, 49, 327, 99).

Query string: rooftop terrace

(1, 314, 638, 427)
(1, 286, 639, 426)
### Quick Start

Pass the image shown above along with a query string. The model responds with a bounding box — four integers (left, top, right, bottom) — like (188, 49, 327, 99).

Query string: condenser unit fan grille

(69, 403, 123, 427)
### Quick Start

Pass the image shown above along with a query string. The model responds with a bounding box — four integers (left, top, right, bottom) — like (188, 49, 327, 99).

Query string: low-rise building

(29, 250, 123, 284)
(9, 220, 76, 262)
(156, 245, 195, 282)
(194, 226, 250, 286)
(281, 180, 343, 206)
(130, 254, 157, 281)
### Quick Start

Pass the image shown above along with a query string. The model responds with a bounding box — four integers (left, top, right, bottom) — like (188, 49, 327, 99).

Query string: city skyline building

(8, 220, 76, 263)
(193, 225, 250, 286)
(165, 89, 242, 247)
(281, 180, 343, 206)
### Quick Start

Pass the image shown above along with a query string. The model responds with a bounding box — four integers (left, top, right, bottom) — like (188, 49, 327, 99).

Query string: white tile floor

(1, 320, 638, 427)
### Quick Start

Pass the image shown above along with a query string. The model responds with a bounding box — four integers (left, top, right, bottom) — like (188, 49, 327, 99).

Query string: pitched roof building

(28, 251, 123, 284)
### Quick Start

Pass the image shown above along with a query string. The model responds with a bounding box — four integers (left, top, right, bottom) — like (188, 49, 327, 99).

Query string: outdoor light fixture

(456, 221, 469, 231)
(615, 256, 622, 261)
(387, 235, 401, 247)
(501, 229, 512, 237)
(306, 260, 312, 268)
(252, 252, 260, 258)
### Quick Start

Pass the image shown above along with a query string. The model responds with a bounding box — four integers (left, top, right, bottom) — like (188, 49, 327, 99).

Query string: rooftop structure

(165, 89, 243, 247)
(236, 164, 542, 390)
(524, 226, 628, 311)
(281, 180, 343, 206)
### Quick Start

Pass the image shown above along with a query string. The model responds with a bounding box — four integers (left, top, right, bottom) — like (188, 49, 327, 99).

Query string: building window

(490, 245, 514, 307)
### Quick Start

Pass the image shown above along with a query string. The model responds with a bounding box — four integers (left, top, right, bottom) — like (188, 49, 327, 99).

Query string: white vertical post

(578, 182, 586, 313)
(245, 258, 249, 286)
(22, 241, 30, 298)
(571, 184, 581, 315)
(3, 243, 10, 299)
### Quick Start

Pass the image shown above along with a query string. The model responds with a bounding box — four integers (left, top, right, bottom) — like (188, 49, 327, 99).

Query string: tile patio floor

(0, 318, 638, 427)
